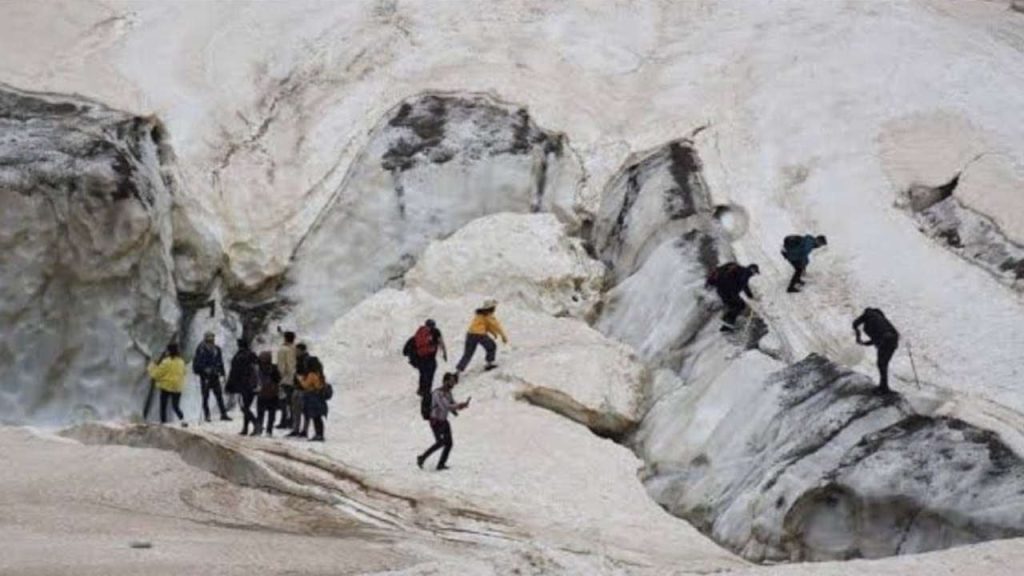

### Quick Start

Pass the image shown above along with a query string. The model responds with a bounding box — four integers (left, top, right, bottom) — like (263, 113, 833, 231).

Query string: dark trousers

(278, 385, 293, 427)
(159, 390, 184, 424)
(456, 334, 496, 371)
(875, 333, 899, 391)
(719, 292, 747, 326)
(200, 374, 228, 421)
(239, 391, 257, 434)
(787, 260, 807, 291)
(420, 420, 453, 468)
(291, 390, 306, 435)
(311, 416, 324, 439)
(256, 397, 278, 435)
(416, 358, 438, 420)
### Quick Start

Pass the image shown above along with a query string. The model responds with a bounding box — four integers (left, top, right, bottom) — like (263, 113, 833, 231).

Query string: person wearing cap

(193, 332, 230, 422)
(455, 299, 508, 372)
(405, 319, 448, 419)
(705, 262, 760, 332)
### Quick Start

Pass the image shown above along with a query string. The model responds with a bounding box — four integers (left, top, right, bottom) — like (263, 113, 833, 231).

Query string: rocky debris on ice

(282, 93, 585, 335)
(636, 353, 1024, 563)
(405, 213, 605, 321)
(0, 85, 180, 423)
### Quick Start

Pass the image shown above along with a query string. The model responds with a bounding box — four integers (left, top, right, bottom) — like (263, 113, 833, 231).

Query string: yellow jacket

(468, 313, 507, 342)
(148, 357, 186, 393)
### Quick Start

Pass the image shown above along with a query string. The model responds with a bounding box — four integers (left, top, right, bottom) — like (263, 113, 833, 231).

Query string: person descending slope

(193, 332, 230, 422)
(706, 263, 760, 332)
(781, 234, 828, 293)
(148, 343, 188, 427)
(417, 372, 470, 471)
(404, 319, 448, 419)
(853, 307, 900, 394)
(226, 339, 259, 436)
(456, 299, 508, 372)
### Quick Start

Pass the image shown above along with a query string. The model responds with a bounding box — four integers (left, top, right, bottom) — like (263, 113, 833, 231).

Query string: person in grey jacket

(416, 372, 470, 471)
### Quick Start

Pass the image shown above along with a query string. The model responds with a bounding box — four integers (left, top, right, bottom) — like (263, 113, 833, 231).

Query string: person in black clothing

(193, 332, 231, 422)
(853, 307, 900, 394)
(289, 343, 312, 438)
(226, 339, 259, 435)
(254, 351, 282, 437)
(706, 263, 760, 332)
(404, 319, 448, 420)
(417, 372, 469, 471)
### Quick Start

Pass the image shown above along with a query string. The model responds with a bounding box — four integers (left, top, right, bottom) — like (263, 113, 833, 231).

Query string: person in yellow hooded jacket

(455, 299, 508, 372)
(147, 343, 188, 427)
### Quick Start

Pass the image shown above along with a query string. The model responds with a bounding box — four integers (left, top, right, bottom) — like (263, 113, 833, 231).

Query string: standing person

(254, 351, 282, 437)
(781, 234, 828, 293)
(455, 299, 508, 373)
(276, 331, 298, 429)
(288, 343, 311, 438)
(404, 319, 448, 419)
(148, 343, 188, 427)
(226, 339, 259, 436)
(193, 332, 230, 422)
(300, 357, 329, 442)
(417, 372, 470, 471)
(853, 308, 900, 394)
(705, 263, 760, 332)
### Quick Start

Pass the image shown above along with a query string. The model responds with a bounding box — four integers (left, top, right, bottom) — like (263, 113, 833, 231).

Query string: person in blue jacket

(781, 234, 827, 293)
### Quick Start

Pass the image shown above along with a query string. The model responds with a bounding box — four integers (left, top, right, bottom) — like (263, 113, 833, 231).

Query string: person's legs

(170, 392, 184, 421)
(721, 294, 746, 326)
(255, 399, 267, 435)
(456, 335, 480, 372)
(876, 335, 899, 392)
(420, 393, 432, 420)
(266, 404, 277, 437)
(311, 417, 324, 441)
(482, 336, 497, 365)
(278, 386, 292, 428)
(417, 358, 437, 397)
(211, 379, 229, 419)
(787, 261, 806, 292)
(419, 420, 448, 465)
(436, 421, 453, 469)
(200, 376, 212, 422)
(290, 391, 305, 436)
(159, 390, 170, 424)
(240, 392, 255, 434)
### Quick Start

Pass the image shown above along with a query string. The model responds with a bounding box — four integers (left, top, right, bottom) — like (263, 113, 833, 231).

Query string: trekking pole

(906, 341, 922, 390)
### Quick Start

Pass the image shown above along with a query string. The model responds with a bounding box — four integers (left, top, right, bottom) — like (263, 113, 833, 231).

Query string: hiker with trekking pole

(853, 307, 900, 394)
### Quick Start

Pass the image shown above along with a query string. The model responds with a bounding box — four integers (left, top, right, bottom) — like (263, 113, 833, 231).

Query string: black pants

(787, 259, 807, 291)
(200, 374, 228, 421)
(160, 390, 184, 424)
(256, 397, 278, 435)
(875, 333, 899, 392)
(311, 416, 324, 439)
(278, 385, 293, 427)
(719, 292, 747, 326)
(239, 391, 257, 434)
(416, 358, 438, 419)
(420, 420, 453, 468)
(456, 334, 496, 371)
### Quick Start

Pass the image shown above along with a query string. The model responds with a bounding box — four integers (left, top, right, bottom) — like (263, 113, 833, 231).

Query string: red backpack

(413, 326, 436, 358)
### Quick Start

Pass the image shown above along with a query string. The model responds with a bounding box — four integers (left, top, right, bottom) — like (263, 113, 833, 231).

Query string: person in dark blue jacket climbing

(706, 262, 760, 332)
(781, 234, 827, 293)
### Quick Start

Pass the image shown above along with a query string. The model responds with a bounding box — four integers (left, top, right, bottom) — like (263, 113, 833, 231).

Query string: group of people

(707, 233, 900, 394)
(403, 299, 508, 471)
(146, 331, 333, 441)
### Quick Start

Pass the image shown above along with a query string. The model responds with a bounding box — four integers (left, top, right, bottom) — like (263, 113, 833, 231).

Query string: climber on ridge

(706, 262, 760, 332)
(781, 234, 827, 293)
(403, 319, 448, 420)
(148, 342, 188, 427)
(193, 332, 230, 423)
(456, 299, 508, 373)
(417, 372, 470, 471)
(853, 307, 900, 394)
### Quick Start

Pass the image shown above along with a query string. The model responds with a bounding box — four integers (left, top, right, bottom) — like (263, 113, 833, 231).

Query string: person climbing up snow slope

(781, 234, 827, 293)
(417, 372, 470, 471)
(456, 299, 508, 372)
(403, 319, 448, 419)
(148, 343, 188, 427)
(706, 263, 760, 332)
(853, 307, 900, 394)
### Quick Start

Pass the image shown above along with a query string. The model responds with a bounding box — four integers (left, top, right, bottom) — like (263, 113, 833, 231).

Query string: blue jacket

(782, 235, 818, 265)
(193, 342, 225, 378)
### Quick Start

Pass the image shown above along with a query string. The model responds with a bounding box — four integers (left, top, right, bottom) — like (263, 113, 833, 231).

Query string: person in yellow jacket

(147, 343, 188, 427)
(455, 299, 508, 372)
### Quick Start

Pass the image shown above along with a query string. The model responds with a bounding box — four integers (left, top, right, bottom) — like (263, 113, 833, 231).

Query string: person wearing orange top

(300, 357, 328, 442)
(455, 299, 508, 372)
